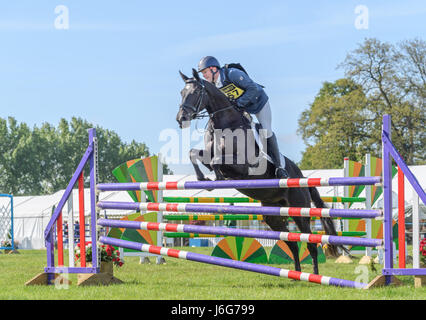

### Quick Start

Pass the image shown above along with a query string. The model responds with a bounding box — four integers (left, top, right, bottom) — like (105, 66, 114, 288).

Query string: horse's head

(176, 68, 208, 129)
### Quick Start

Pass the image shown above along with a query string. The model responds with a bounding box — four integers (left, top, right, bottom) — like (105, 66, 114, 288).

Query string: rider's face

(201, 67, 217, 83)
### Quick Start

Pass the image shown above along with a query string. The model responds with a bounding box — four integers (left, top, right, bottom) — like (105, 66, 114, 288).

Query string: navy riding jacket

(217, 67, 268, 114)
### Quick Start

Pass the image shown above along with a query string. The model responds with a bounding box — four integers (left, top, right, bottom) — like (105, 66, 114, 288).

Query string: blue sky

(0, 1, 425, 174)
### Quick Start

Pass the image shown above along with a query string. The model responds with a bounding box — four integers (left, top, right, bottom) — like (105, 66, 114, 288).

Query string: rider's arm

(227, 69, 263, 108)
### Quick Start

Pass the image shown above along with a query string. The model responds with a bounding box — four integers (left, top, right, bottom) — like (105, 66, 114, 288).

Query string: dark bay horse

(176, 68, 341, 275)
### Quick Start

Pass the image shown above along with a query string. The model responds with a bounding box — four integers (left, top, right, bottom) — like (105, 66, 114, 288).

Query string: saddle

(207, 110, 285, 170)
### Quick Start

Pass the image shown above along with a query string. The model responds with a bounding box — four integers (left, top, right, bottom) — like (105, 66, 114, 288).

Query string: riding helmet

(198, 56, 220, 72)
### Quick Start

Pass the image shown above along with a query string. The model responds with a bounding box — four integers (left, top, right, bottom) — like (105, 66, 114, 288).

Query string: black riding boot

(266, 133, 289, 179)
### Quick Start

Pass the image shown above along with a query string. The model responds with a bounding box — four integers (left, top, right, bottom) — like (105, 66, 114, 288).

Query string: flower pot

(77, 261, 123, 286)
(86, 261, 114, 275)
(100, 261, 114, 275)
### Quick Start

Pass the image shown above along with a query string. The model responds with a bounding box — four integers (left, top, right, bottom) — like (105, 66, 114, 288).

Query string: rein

(192, 83, 237, 120)
(181, 79, 246, 131)
(208, 105, 235, 119)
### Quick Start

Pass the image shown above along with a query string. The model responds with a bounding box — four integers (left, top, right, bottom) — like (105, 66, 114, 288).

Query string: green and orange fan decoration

(106, 156, 160, 249)
(211, 237, 268, 264)
(268, 241, 326, 265)
(346, 157, 399, 251)
(346, 156, 397, 208)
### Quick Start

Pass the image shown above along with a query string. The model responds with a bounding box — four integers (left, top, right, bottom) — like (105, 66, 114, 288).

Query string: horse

(176, 68, 342, 275)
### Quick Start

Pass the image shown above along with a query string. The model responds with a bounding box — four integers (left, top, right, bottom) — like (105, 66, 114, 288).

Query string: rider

(197, 56, 289, 179)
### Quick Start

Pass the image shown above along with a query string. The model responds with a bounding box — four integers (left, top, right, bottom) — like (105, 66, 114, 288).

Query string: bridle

(179, 80, 208, 120)
(180, 80, 236, 121)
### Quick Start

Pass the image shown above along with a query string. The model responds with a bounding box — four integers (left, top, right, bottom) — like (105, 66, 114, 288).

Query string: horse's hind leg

(293, 216, 319, 275)
(285, 187, 320, 274)
(262, 213, 302, 273)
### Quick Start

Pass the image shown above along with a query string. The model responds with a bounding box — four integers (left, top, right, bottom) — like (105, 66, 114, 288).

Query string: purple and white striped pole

(99, 236, 367, 289)
(96, 201, 382, 219)
(98, 219, 382, 248)
(96, 176, 382, 192)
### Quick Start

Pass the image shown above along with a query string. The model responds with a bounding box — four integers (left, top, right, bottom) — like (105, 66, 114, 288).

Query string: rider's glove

(229, 98, 243, 109)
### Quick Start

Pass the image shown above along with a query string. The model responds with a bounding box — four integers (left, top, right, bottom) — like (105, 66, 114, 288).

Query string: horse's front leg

(189, 148, 212, 181)
(210, 152, 226, 180)
(211, 164, 225, 180)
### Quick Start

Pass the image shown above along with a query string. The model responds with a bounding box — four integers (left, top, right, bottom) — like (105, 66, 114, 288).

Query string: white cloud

(0, 20, 51, 31)
(277, 133, 302, 144)
(169, 25, 307, 56)
(0, 19, 147, 32)
(370, 3, 426, 19)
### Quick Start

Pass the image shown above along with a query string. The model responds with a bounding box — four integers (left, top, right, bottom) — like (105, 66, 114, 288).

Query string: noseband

(180, 81, 207, 119)
(180, 80, 235, 120)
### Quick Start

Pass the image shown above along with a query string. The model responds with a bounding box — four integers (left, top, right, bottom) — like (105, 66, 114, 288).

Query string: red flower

(106, 247, 112, 256)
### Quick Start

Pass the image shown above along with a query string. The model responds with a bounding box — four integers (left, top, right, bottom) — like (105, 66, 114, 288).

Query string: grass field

(1, 248, 425, 300)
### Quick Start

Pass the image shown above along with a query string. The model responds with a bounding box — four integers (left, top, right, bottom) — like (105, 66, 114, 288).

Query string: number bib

(219, 83, 245, 100)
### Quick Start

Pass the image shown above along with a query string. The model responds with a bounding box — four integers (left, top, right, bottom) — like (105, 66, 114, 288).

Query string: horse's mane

(183, 73, 244, 120)
(200, 79, 233, 107)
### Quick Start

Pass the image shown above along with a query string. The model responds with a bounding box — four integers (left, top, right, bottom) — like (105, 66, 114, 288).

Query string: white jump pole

(68, 190, 75, 267)
(413, 189, 420, 269)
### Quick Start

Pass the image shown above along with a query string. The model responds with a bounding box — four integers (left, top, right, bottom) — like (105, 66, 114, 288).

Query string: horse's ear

(192, 68, 201, 82)
(179, 70, 189, 82)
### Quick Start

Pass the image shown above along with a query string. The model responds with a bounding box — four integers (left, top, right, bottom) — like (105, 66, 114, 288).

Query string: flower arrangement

(75, 242, 124, 267)
(420, 238, 426, 266)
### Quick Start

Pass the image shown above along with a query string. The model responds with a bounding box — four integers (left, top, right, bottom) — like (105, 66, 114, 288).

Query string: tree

(0, 117, 172, 196)
(0, 117, 35, 195)
(298, 78, 374, 169)
(298, 38, 425, 169)
(338, 38, 425, 165)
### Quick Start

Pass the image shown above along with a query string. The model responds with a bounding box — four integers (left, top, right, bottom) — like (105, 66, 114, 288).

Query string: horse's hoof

(275, 167, 289, 179)
(197, 177, 211, 182)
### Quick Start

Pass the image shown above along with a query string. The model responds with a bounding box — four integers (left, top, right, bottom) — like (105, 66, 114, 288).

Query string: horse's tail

(308, 186, 351, 257)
